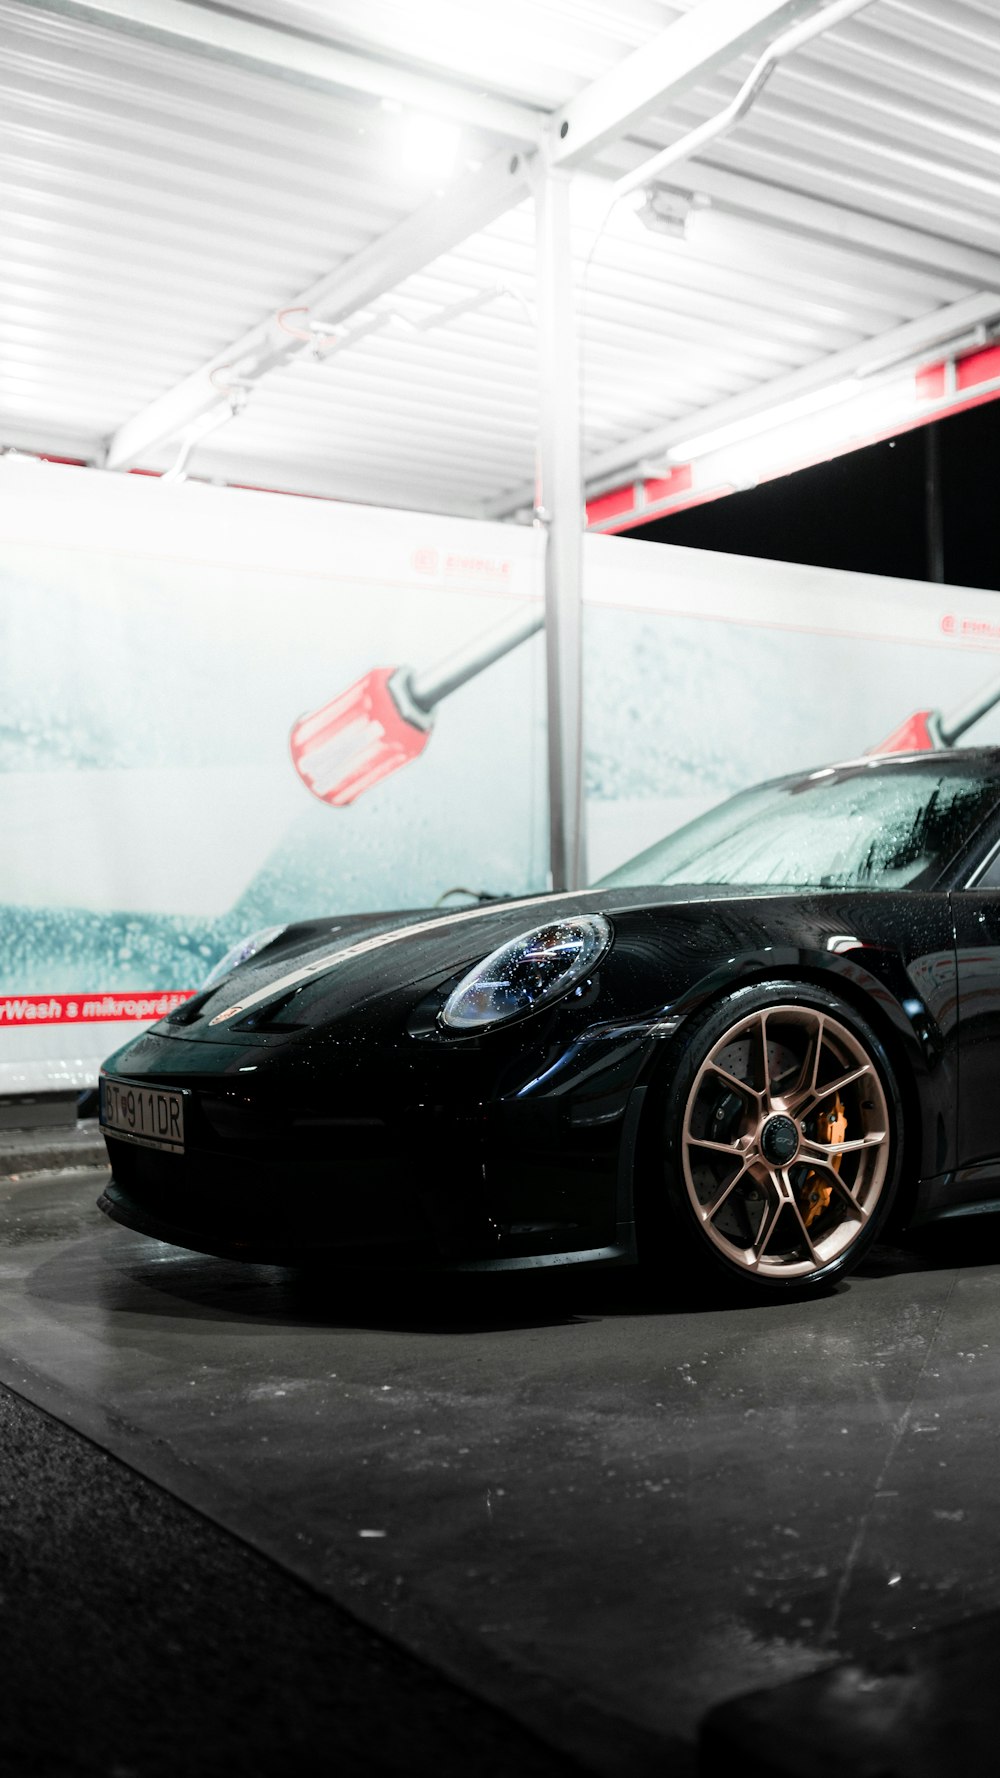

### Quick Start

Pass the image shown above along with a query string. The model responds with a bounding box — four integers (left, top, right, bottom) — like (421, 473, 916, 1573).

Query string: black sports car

(98, 750, 1000, 1297)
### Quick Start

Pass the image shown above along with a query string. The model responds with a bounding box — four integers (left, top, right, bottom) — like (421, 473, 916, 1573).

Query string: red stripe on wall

(586, 466, 695, 533)
(593, 482, 733, 535)
(0, 992, 197, 1025)
(643, 465, 693, 504)
(957, 343, 1000, 391)
(585, 484, 638, 526)
(915, 363, 946, 400)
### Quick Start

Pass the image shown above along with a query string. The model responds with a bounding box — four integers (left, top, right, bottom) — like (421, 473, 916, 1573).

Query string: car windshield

(596, 761, 1000, 892)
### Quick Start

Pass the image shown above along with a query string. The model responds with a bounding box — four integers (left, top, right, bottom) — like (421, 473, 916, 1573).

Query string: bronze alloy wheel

(678, 998, 894, 1285)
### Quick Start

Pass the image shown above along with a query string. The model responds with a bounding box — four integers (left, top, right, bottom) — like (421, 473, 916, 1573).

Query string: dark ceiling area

(634, 398, 1000, 593)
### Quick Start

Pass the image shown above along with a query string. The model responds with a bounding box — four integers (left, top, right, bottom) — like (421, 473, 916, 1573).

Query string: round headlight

(440, 914, 611, 1032)
(201, 925, 287, 991)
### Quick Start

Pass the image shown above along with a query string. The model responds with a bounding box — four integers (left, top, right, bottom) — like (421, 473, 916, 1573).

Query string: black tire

(641, 979, 904, 1298)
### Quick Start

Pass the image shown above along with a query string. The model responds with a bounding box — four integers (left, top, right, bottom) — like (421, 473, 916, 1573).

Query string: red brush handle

(289, 604, 543, 806)
(870, 709, 939, 755)
(290, 667, 431, 807)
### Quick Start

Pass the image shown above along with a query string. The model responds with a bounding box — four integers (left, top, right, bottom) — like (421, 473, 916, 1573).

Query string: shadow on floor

(865, 1211, 1000, 1275)
(27, 1203, 1000, 1336)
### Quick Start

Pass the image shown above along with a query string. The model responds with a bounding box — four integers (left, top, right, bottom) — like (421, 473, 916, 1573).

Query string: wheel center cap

(759, 1113, 800, 1167)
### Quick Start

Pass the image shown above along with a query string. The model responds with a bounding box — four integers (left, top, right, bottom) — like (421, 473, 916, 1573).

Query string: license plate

(100, 1077, 186, 1155)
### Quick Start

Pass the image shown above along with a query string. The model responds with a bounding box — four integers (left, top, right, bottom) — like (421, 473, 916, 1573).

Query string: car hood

(156, 880, 820, 1043)
(165, 889, 617, 1039)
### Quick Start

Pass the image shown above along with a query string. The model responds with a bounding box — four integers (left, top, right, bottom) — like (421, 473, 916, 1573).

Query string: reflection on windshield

(596, 763, 1000, 893)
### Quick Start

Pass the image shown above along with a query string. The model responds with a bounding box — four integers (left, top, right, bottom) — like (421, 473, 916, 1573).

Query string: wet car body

(98, 750, 1000, 1284)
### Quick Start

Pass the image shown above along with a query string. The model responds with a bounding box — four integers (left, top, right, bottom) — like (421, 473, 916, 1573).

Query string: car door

(953, 841, 1000, 1192)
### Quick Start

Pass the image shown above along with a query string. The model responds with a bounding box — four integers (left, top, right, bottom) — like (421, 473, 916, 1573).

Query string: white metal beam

(608, 0, 877, 205)
(34, 0, 541, 141)
(547, 0, 824, 170)
(163, 449, 490, 517)
(105, 147, 532, 470)
(647, 164, 1000, 293)
(535, 169, 586, 893)
(486, 291, 1000, 518)
(101, 0, 844, 474)
(591, 291, 1000, 486)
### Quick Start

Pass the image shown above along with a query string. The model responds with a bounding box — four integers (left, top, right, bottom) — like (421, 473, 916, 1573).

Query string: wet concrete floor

(3, 1167, 1000, 1774)
(0, 1380, 588, 1778)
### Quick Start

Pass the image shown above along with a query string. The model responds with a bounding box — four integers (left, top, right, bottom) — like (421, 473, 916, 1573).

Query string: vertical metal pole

(925, 422, 945, 584)
(535, 164, 586, 892)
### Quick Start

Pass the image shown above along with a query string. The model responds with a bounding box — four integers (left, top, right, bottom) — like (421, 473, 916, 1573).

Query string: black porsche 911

(98, 750, 1000, 1297)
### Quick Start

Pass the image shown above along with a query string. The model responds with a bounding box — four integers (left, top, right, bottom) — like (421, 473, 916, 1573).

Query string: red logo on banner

(444, 553, 512, 579)
(0, 992, 196, 1025)
(941, 612, 1000, 641)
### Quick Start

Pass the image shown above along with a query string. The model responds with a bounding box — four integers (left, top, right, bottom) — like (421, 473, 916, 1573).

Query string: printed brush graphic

(872, 668, 1000, 754)
(290, 605, 543, 805)
(291, 607, 1000, 808)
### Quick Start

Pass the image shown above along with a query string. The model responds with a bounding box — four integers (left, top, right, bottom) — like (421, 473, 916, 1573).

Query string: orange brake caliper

(802, 1094, 847, 1228)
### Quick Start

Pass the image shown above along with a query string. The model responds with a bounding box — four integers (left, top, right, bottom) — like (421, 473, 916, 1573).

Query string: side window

(975, 848, 1000, 890)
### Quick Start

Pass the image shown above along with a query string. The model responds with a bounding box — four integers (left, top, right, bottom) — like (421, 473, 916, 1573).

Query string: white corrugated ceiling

(2, 0, 999, 518)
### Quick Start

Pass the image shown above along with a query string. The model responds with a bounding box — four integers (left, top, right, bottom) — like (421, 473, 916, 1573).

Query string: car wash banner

(3, 456, 1000, 1089)
(0, 458, 548, 1089)
(581, 534, 1000, 880)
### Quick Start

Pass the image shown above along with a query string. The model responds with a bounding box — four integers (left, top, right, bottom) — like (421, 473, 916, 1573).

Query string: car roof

(765, 747, 1000, 795)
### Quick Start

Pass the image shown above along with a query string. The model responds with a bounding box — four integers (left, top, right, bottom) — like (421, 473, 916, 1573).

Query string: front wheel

(649, 983, 903, 1296)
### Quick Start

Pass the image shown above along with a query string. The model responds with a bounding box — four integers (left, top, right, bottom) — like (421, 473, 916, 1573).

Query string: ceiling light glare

(668, 378, 864, 462)
(399, 113, 461, 184)
(708, 376, 914, 490)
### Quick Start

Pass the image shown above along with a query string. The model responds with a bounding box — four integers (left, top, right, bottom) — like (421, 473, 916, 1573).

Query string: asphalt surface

(4, 1162, 1000, 1774)
(0, 1378, 596, 1778)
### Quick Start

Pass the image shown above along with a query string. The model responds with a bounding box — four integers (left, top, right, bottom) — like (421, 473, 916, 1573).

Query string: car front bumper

(96, 1024, 647, 1269)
